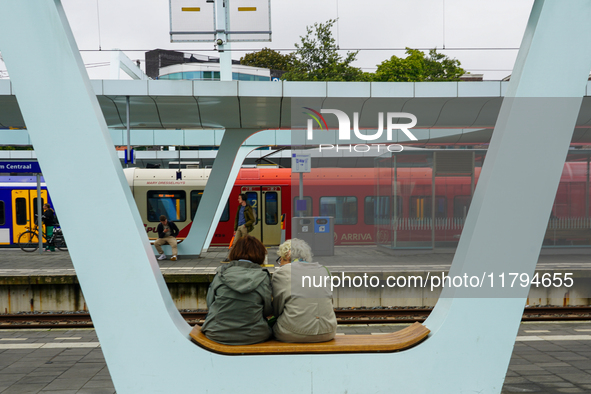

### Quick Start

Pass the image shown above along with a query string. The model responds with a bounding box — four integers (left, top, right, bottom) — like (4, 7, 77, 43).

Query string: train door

(241, 187, 261, 241)
(240, 186, 282, 245)
(262, 187, 282, 245)
(11, 189, 48, 243)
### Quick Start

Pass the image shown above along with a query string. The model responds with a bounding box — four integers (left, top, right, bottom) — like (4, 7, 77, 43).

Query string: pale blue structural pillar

(1, 1, 590, 394)
(178, 130, 261, 256)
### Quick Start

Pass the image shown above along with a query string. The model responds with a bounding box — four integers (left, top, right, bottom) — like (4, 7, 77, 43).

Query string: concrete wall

(1, 271, 589, 313)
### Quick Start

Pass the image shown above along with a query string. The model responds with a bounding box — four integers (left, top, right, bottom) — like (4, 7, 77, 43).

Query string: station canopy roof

(2, 80, 591, 144)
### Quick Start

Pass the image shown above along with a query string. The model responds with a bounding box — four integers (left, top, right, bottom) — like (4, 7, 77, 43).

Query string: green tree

(0, 145, 32, 150)
(373, 48, 464, 82)
(240, 48, 294, 71)
(282, 19, 363, 81)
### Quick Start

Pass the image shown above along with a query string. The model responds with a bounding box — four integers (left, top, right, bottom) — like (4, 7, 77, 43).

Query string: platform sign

(225, 0, 271, 42)
(292, 153, 311, 173)
(169, 0, 216, 42)
(169, 0, 270, 42)
(0, 161, 41, 173)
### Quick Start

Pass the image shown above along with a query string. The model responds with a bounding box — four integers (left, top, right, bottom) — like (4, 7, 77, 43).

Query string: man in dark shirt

(42, 204, 57, 252)
(155, 215, 179, 261)
(224, 193, 255, 261)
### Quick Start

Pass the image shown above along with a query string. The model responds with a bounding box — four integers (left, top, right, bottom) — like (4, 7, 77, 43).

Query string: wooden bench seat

(189, 322, 430, 355)
(149, 238, 185, 245)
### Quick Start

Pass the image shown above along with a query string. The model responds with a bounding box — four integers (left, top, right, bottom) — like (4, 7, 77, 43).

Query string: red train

(125, 161, 591, 248)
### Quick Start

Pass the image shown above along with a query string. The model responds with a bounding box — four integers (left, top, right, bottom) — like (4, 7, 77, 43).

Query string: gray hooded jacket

(201, 260, 273, 345)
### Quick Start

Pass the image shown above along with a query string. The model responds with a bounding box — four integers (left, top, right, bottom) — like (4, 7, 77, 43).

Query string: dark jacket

(42, 209, 56, 226)
(201, 260, 273, 345)
(156, 221, 179, 239)
(234, 204, 255, 232)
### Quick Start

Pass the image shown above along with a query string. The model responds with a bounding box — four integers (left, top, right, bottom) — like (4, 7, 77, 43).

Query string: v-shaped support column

(177, 130, 261, 256)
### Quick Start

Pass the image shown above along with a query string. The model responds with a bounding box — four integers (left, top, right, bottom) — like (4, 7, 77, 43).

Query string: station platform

(0, 321, 589, 393)
(2, 246, 591, 312)
(2, 245, 591, 276)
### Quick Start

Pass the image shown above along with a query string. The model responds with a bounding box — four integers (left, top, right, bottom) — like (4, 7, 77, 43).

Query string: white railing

(393, 217, 467, 231)
(547, 217, 591, 230)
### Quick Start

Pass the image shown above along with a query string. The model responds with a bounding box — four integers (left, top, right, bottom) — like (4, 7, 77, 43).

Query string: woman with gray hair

(272, 238, 337, 343)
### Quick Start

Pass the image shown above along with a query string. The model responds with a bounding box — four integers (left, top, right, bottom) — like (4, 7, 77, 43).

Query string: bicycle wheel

(54, 235, 68, 252)
(18, 231, 41, 252)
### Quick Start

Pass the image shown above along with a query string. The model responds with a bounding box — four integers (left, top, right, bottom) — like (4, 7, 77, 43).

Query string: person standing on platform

(42, 203, 57, 252)
(155, 215, 179, 261)
(224, 193, 255, 262)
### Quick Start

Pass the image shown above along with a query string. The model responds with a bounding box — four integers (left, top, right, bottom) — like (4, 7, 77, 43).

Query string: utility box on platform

(292, 216, 334, 256)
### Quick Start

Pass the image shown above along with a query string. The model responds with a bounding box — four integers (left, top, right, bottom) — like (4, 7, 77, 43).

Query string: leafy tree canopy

(281, 19, 363, 81)
(240, 48, 294, 71)
(374, 48, 465, 82)
(240, 22, 465, 82)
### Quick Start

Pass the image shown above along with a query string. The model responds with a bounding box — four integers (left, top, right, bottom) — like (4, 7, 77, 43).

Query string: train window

(190, 191, 203, 220)
(364, 196, 403, 225)
(191, 191, 230, 222)
(410, 196, 447, 219)
(0, 201, 4, 225)
(245, 192, 259, 225)
(265, 192, 278, 225)
(33, 198, 44, 220)
(453, 196, 471, 219)
(220, 200, 230, 222)
(15, 198, 27, 225)
(147, 191, 186, 222)
(320, 196, 357, 225)
(293, 196, 313, 217)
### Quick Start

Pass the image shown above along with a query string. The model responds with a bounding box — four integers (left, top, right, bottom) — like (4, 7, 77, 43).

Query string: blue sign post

(0, 161, 41, 173)
(1, 161, 44, 253)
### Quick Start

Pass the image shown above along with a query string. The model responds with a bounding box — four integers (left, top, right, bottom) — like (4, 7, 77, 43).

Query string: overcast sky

(1, 0, 535, 80)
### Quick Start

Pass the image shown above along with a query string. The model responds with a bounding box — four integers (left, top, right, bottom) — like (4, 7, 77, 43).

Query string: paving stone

(560, 374, 591, 384)
(535, 363, 571, 367)
(42, 378, 88, 391)
(76, 389, 116, 394)
(549, 353, 589, 361)
(526, 375, 564, 383)
(0, 373, 27, 385)
(564, 361, 591, 370)
(512, 365, 546, 372)
(0, 366, 36, 375)
(82, 379, 116, 389)
(543, 382, 576, 388)
(15, 374, 56, 384)
(2, 382, 48, 393)
(502, 383, 544, 392)
(504, 377, 531, 384)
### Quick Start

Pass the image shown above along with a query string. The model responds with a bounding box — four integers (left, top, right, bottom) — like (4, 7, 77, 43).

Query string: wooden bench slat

(149, 238, 186, 245)
(189, 322, 430, 355)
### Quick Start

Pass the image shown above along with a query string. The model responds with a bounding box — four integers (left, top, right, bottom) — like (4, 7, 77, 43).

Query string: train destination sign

(0, 161, 41, 173)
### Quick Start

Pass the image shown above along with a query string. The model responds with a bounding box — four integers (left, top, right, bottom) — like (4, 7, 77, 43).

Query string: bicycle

(18, 222, 67, 253)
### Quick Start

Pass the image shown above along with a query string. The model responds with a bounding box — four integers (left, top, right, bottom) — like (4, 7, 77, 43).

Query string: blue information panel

(0, 161, 41, 173)
(314, 217, 330, 233)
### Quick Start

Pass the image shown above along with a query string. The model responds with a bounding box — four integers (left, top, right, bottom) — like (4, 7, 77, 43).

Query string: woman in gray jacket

(201, 235, 273, 345)
(272, 239, 337, 343)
